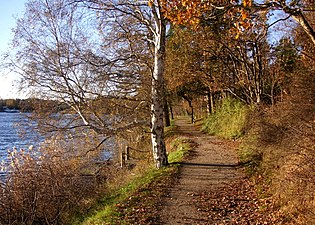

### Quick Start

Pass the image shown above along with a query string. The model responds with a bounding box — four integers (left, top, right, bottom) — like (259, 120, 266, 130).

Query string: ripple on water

(0, 112, 39, 160)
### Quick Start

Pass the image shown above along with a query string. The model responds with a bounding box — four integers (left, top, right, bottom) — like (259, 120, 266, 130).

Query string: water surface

(0, 112, 39, 161)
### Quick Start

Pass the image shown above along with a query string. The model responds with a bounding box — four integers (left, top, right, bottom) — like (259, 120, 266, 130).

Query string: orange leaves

(160, 0, 205, 28)
(241, 9, 249, 20)
(234, 8, 252, 38)
(159, 0, 254, 39)
(160, 0, 253, 31)
(226, 4, 252, 39)
(243, 0, 252, 7)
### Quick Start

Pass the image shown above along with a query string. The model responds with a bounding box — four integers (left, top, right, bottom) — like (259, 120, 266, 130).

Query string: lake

(0, 112, 39, 162)
(0, 112, 113, 165)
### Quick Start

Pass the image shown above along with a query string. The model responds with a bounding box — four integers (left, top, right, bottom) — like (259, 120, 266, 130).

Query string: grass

(71, 123, 193, 225)
(201, 97, 263, 175)
(74, 166, 168, 225)
(202, 97, 249, 139)
(168, 137, 192, 163)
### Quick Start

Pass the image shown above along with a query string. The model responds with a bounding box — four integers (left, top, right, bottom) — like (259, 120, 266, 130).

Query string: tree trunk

(164, 100, 171, 127)
(207, 89, 214, 114)
(271, 82, 275, 106)
(170, 104, 174, 120)
(151, 12, 168, 168)
(191, 105, 194, 124)
(210, 92, 214, 113)
(187, 99, 194, 124)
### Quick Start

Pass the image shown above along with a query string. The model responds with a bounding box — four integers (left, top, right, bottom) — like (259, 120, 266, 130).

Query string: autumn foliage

(160, 0, 253, 36)
(161, 0, 211, 25)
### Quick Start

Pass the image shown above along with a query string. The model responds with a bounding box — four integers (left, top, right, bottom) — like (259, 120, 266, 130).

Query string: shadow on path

(175, 162, 240, 168)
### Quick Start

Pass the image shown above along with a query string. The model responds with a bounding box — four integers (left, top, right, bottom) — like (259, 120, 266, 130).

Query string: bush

(0, 145, 109, 225)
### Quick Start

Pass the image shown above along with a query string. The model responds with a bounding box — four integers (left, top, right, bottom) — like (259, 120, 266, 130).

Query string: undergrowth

(209, 72, 315, 224)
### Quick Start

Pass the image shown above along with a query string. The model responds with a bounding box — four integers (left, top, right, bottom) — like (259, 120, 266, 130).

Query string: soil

(158, 117, 282, 225)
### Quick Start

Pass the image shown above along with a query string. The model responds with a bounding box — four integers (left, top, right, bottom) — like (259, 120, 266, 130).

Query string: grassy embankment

(71, 122, 194, 225)
(202, 97, 249, 140)
(202, 96, 315, 225)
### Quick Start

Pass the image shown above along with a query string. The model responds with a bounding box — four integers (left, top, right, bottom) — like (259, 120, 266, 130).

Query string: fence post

(125, 146, 130, 161)
(120, 151, 125, 168)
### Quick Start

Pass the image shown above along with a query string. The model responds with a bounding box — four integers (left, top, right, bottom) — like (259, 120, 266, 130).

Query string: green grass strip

(73, 128, 192, 225)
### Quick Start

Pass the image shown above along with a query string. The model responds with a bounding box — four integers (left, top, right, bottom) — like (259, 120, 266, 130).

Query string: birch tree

(10, 0, 151, 158)
(148, 1, 169, 167)
(11, 0, 169, 167)
(80, 0, 169, 167)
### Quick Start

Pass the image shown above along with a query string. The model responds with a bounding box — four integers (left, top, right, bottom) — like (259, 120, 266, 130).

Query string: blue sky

(0, 0, 28, 99)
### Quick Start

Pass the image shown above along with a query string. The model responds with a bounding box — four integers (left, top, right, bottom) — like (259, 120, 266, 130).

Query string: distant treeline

(0, 98, 68, 112)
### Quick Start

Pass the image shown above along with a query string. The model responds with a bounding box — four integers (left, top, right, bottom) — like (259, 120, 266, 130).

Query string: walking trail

(159, 117, 274, 224)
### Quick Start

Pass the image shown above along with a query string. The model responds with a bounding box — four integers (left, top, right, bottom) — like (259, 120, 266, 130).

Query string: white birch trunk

(151, 5, 168, 168)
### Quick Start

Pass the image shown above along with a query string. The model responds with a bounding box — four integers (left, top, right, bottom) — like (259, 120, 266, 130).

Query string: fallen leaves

(112, 173, 287, 224)
(193, 179, 288, 224)
(112, 168, 178, 225)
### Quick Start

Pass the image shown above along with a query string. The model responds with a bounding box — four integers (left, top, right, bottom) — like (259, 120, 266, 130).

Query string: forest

(0, 0, 314, 224)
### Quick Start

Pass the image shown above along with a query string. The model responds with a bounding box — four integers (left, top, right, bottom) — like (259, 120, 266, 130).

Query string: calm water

(0, 112, 113, 163)
(0, 112, 39, 161)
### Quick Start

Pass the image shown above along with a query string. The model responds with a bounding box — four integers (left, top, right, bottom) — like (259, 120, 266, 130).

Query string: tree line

(0, 98, 68, 112)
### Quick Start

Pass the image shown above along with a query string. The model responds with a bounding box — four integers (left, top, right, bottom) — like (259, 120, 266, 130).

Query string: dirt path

(158, 117, 275, 224)
(113, 117, 281, 224)
(160, 117, 243, 224)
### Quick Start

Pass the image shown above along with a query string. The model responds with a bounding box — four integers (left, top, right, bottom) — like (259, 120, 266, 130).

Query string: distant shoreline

(0, 109, 20, 113)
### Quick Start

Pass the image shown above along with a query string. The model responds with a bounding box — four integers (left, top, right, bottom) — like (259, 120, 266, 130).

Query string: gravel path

(159, 117, 249, 224)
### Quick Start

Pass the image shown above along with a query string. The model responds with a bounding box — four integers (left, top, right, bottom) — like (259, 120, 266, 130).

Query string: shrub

(0, 144, 109, 225)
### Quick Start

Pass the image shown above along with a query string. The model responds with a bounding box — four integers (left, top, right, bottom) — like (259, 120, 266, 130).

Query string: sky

(0, 0, 28, 99)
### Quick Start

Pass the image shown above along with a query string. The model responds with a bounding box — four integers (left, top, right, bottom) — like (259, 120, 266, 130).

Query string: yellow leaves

(177, 13, 183, 24)
(243, 0, 252, 7)
(228, 5, 253, 40)
(235, 31, 240, 39)
(161, 0, 254, 37)
(160, 0, 204, 28)
(182, 0, 188, 7)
